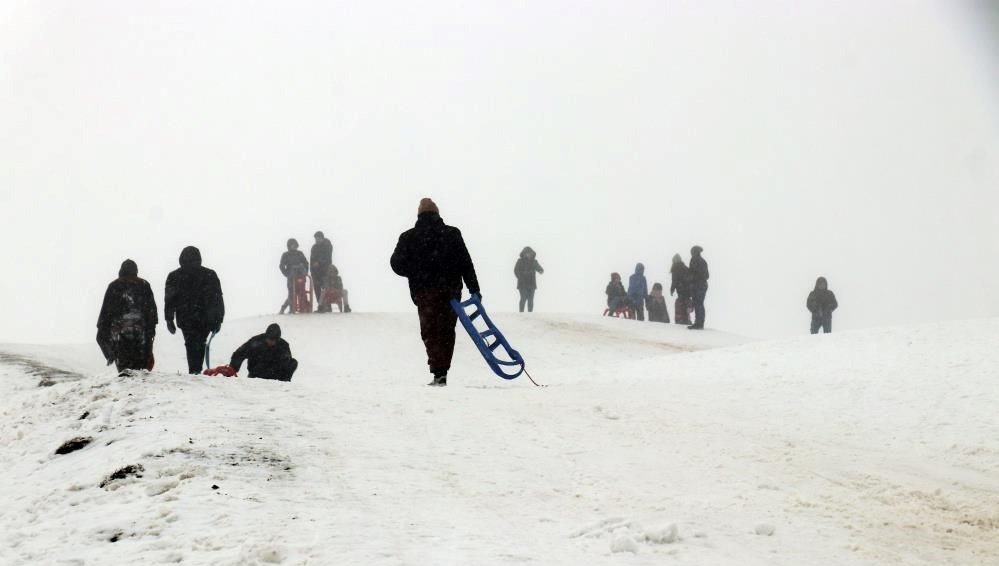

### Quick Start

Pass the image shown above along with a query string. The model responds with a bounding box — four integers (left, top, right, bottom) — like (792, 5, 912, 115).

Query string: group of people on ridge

(605, 246, 710, 329)
(98, 198, 841, 388)
(98, 246, 297, 381)
(278, 231, 351, 314)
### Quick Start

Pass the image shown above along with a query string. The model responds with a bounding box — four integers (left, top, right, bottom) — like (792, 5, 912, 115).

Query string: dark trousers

(518, 289, 536, 312)
(674, 297, 691, 325)
(115, 337, 153, 372)
(249, 358, 298, 382)
(630, 297, 645, 321)
(313, 268, 328, 312)
(181, 326, 211, 374)
(811, 315, 832, 334)
(691, 288, 707, 328)
(413, 289, 458, 376)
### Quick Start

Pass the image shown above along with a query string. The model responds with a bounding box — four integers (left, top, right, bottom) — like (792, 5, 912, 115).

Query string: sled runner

(451, 295, 525, 380)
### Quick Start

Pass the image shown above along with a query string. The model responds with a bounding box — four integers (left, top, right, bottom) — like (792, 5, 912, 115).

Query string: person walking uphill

(391, 198, 480, 387)
(228, 323, 298, 381)
(97, 259, 158, 374)
(628, 263, 649, 321)
(806, 277, 838, 334)
(514, 246, 544, 313)
(164, 246, 225, 374)
(687, 246, 709, 329)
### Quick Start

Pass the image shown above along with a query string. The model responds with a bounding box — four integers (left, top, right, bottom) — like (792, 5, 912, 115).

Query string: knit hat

(418, 198, 439, 215)
(265, 323, 281, 339)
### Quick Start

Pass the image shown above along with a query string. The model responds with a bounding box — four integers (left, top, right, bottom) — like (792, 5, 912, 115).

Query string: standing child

(669, 254, 692, 325)
(605, 272, 629, 314)
(646, 283, 670, 323)
(806, 277, 838, 334)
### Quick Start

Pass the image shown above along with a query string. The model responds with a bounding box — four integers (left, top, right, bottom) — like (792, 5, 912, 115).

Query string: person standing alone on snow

(687, 246, 709, 329)
(391, 198, 480, 386)
(97, 259, 158, 374)
(806, 276, 838, 334)
(627, 263, 649, 321)
(311, 231, 333, 312)
(279, 238, 309, 314)
(513, 246, 544, 313)
(164, 246, 225, 374)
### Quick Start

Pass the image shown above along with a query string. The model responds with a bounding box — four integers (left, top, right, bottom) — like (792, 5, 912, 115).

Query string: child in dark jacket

(605, 272, 628, 313)
(646, 283, 670, 323)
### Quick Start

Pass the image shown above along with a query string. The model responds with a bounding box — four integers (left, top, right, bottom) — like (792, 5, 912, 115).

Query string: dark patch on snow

(55, 436, 93, 455)
(79, 411, 90, 420)
(108, 532, 123, 543)
(211, 484, 219, 490)
(99, 464, 145, 488)
(0, 350, 85, 386)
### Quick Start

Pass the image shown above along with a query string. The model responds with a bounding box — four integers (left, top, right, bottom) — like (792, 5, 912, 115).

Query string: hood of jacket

(118, 259, 138, 278)
(634, 263, 645, 275)
(179, 246, 202, 268)
(815, 277, 828, 291)
(520, 246, 535, 259)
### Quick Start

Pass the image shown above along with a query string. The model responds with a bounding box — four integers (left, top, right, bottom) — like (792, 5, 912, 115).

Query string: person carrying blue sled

(391, 198, 481, 387)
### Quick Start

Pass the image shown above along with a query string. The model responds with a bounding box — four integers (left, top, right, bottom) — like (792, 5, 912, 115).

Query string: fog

(1, 1, 997, 344)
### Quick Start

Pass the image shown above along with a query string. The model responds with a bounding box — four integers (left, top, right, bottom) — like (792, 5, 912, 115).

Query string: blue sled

(451, 295, 525, 379)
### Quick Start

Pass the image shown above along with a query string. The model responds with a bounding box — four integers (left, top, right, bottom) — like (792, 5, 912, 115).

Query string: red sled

(203, 365, 238, 377)
(290, 275, 313, 314)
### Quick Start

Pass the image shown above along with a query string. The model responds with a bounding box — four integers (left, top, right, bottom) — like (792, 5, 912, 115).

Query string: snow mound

(1, 315, 998, 565)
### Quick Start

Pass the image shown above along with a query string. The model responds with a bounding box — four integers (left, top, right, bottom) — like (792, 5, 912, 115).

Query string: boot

(427, 373, 447, 387)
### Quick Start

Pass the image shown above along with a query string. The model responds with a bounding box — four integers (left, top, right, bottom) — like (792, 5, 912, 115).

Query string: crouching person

(229, 323, 298, 381)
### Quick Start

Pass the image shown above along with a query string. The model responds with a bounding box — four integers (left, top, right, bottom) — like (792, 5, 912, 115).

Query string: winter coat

(688, 255, 709, 291)
(310, 238, 333, 275)
(670, 262, 689, 297)
(391, 212, 480, 300)
(514, 247, 544, 291)
(605, 279, 627, 307)
(627, 264, 648, 303)
(806, 277, 838, 318)
(229, 334, 294, 379)
(646, 294, 669, 323)
(280, 250, 309, 277)
(97, 260, 158, 360)
(164, 246, 225, 332)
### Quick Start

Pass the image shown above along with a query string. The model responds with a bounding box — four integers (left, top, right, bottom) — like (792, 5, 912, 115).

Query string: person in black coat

(229, 323, 298, 381)
(390, 198, 480, 386)
(311, 231, 334, 312)
(605, 272, 628, 312)
(687, 246, 709, 330)
(806, 276, 838, 334)
(514, 246, 544, 313)
(279, 238, 310, 314)
(646, 282, 670, 323)
(669, 254, 691, 325)
(164, 246, 225, 374)
(97, 259, 158, 374)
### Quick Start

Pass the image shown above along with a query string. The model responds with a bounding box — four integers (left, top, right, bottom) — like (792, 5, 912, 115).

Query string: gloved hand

(166, 320, 176, 334)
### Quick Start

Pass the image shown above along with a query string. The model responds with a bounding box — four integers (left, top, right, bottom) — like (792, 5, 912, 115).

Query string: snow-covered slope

(1, 314, 997, 565)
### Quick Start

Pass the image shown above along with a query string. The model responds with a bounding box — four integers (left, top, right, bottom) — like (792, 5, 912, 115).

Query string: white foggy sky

(1, 1, 997, 344)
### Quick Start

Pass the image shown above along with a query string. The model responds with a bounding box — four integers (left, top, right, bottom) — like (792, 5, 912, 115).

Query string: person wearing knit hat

(97, 259, 159, 375)
(391, 197, 481, 386)
(226, 323, 298, 381)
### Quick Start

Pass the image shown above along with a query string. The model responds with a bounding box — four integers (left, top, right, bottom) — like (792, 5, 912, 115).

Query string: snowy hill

(1, 314, 997, 565)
